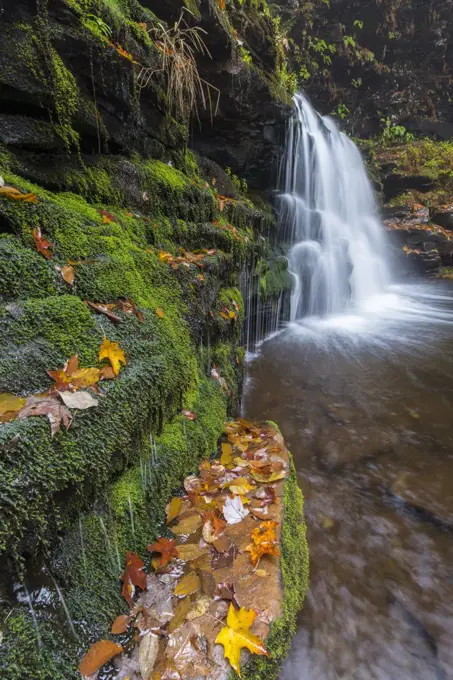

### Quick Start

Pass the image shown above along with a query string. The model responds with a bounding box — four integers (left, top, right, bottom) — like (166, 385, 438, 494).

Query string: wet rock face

(0, 0, 289, 191)
(383, 205, 453, 276)
(281, 0, 453, 132)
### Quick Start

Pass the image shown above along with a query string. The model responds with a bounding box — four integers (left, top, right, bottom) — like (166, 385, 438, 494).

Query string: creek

(242, 96, 453, 679)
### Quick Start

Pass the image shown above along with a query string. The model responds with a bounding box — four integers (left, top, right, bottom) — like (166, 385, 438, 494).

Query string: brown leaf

(213, 582, 238, 608)
(79, 640, 123, 676)
(100, 365, 116, 380)
(168, 595, 191, 633)
(17, 394, 72, 437)
(170, 512, 202, 536)
(111, 614, 130, 634)
(174, 571, 201, 598)
(211, 543, 237, 570)
(166, 497, 183, 524)
(176, 543, 207, 562)
(212, 534, 230, 553)
(85, 300, 122, 324)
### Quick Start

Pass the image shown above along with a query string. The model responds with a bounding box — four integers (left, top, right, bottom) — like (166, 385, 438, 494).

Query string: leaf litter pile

(0, 337, 126, 435)
(79, 419, 291, 680)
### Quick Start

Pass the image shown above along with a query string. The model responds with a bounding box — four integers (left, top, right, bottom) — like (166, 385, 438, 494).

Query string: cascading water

(281, 93, 391, 321)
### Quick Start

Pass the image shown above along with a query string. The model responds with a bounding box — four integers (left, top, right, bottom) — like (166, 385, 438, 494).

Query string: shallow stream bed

(243, 281, 453, 680)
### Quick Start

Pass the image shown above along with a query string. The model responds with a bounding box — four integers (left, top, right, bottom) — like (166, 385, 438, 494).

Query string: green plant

(353, 19, 364, 30)
(331, 103, 350, 120)
(351, 77, 362, 88)
(239, 46, 253, 65)
(225, 167, 248, 194)
(85, 13, 112, 38)
(343, 35, 356, 48)
(380, 117, 415, 143)
(137, 10, 219, 122)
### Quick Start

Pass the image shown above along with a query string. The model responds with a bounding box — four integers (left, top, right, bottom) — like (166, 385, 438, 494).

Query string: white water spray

(281, 93, 390, 320)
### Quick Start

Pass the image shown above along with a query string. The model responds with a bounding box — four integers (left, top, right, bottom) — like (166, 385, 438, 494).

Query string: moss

(0, 610, 78, 680)
(387, 192, 415, 207)
(0, 377, 227, 679)
(261, 257, 293, 301)
(0, 235, 58, 301)
(241, 452, 309, 680)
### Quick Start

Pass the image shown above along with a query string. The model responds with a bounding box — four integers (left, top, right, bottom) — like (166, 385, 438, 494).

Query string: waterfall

(280, 93, 390, 321)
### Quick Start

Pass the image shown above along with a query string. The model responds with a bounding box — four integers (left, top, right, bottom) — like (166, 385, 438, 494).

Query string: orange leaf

(79, 640, 122, 676)
(215, 604, 268, 677)
(147, 537, 179, 567)
(33, 228, 53, 259)
(111, 614, 130, 634)
(155, 308, 165, 318)
(245, 520, 280, 567)
(99, 337, 127, 376)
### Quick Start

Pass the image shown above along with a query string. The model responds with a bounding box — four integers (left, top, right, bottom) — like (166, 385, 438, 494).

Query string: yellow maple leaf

(215, 604, 268, 677)
(99, 338, 127, 376)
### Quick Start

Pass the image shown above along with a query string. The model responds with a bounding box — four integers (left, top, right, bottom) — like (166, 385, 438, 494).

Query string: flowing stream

(243, 96, 453, 679)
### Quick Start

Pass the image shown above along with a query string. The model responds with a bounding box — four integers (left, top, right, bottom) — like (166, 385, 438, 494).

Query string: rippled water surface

(243, 282, 453, 680)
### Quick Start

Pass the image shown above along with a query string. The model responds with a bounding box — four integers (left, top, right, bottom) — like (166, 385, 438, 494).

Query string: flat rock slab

(80, 419, 296, 680)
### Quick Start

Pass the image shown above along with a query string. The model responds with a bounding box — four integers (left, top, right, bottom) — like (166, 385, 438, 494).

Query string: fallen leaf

(120, 551, 147, 606)
(33, 228, 53, 259)
(170, 512, 202, 536)
(59, 390, 98, 410)
(176, 544, 207, 562)
(186, 596, 210, 620)
(147, 537, 179, 568)
(139, 632, 159, 680)
(215, 604, 268, 677)
(227, 477, 254, 496)
(213, 582, 238, 607)
(99, 337, 127, 376)
(85, 300, 122, 324)
(174, 571, 201, 598)
(245, 520, 280, 567)
(223, 496, 249, 525)
(79, 640, 123, 676)
(166, 497, 183, 524)
(17, 394, 72, 437)
(60, 265, 74, 285)
(251, 469, 287, 483)
(111, 614, 130, 634)
(212, 534, 230, 553)
(211, 543, 237, 570)
(168, 596, 191, 633)
(47, 355, 101, 392)
(220, 441, 234, 467)
(156, 308, 165, 318)
(100, 365, 116, 380)
(255, 569, 267, 578)
(202, 511, 226, 544)
(0, 393, 26, 422)
(181, 409, 197, 421)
